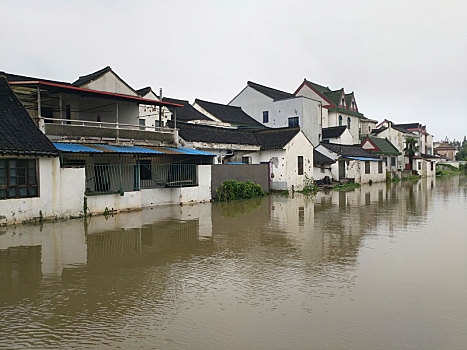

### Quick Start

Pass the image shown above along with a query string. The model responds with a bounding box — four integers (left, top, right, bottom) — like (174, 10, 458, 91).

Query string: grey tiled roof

(0, 78, 57, 156)
(247, 81, 294, 101)
(320, 142, 374, 158)
(195, 99, 264, 128)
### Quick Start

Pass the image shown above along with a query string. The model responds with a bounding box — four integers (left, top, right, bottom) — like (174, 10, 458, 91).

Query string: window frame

(288, 116, 299, 127)
(0, 158, 39, 200)
(365, 160, 371, 174)
(378, 161, 383, 174)
(297, 156, 304, 175)
(338, 115, 343, 126)
(262, 111, 269, 123)
(391, 157, 396, 167)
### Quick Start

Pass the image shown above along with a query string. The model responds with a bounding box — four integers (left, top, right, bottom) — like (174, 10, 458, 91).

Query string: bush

(332, 183, 361, 191)
(216, 180, 266, 202)
(300, 175, 318, 195)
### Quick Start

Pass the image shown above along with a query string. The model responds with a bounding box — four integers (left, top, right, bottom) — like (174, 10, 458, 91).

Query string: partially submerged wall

(211, 164, 270, 199)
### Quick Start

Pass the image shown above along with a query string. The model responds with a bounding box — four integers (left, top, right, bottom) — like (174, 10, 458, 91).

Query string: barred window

(378, 161, 383, 173)
(0, 159, 38, 200)
(365, 161, 370, 174)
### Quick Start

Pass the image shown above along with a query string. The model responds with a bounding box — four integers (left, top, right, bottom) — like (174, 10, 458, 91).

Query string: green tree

(404, 136, 419, 170)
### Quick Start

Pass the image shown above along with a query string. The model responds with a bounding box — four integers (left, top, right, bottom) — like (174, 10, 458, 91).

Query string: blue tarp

(342, 156, 382, 161)
(95, 145, 164, 154)
(163, 146, 216, 156)
(53, 143, 103, 153)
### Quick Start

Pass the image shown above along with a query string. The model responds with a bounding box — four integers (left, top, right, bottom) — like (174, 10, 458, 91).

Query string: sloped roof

(303, 79, 330, 94)
(175, 122, 258, 145)
(1, 71, 70, 85)
(136, 86, 154, 97)
(395, 122, 421, 130)
(176, 122, 301, 150)
(195, 99, 264, 128)
(320, 142, 374, 158)
(323, 89, 344, 106)
(363, 136, 401, 155)
(314, 149, 335, 166)
(247, 81, 294, 101)
(0, 78, 57, 156)
(163, 97, 211, 122)
(254, 127, 301, 150)
(372, 124, 413, 135)
(72, 66, 112, 86)
(322, 126, 347, 139)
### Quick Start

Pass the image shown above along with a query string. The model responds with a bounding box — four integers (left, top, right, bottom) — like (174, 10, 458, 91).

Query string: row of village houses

(0, 66, 443, 225)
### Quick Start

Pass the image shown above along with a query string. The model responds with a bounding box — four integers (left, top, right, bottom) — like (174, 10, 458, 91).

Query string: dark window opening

(0, 159, 38, 200)
(347, 117, 351, 129)
(241, 157, 250, 164)
(94, 164, 110, 192)
(65, 105, 71, 124)
(42, 107, 54, 124)
(378, 161, 383, 173)
(298, 156, 304, 175)
(139, 160, 152, 181)
(391, 157, 396, 166)
(365, 160, 370, 174)
(338, 115, 343, 126)
(288, 116, 299, 127)
(263, 111, 269, 123)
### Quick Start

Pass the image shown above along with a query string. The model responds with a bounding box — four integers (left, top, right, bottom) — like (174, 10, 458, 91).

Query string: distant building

(361, 136, 401, 173)
(434, 142, 457, 161)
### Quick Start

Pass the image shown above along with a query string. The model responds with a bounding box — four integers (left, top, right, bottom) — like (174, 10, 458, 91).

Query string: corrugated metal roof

(53, 143, 103, 153)
(96, 144, 164, 153)
(52, 142, 215, 156)
(163, 146, 216, 156)
(343, 156, 382, 161)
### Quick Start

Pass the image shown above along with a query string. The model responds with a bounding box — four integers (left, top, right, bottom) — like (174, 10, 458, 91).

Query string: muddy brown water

(1, 176, 466, 349)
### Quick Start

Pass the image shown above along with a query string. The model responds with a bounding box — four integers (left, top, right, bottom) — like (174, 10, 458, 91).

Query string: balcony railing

(85, 163, 198, 195)
(38, 117, 176, 144)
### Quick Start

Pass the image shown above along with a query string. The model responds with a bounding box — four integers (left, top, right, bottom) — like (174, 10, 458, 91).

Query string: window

(365, 161, 370, 174)
(139, 118, 146, 130)
(418, 162, 421, 170)
(431, 162, 434, 171)
(341, 98, 345, 106)
(288, 116, 299, 127)
(297, 156, 304, 175)
(378, 161, 383, 173)
(391, 157, 396, 166)
(42, 107, 54, 124)
(139, 160, 152, 181)
(338, 115, 343, 126)
(347, 117, 351, 129)
(262, 111, 269, 123)
(0, 159, 38, 200)
(241, 157, 250, 164)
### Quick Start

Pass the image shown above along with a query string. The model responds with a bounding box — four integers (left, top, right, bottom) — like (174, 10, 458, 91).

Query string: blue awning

(95, 144, 164, 154)
(163, 146, 216, 156)
(53, 143, 103, 153)
(342, 156, 382, 161)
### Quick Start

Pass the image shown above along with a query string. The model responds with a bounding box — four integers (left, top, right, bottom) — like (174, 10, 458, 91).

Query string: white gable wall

(81, 71, 138, 96)
(230, 86, 322, 146)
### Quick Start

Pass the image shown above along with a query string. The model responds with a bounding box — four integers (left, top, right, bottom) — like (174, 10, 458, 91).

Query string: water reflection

(0, 176, 465, 350)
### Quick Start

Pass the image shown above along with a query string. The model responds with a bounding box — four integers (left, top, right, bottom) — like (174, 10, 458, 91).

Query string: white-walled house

(313, 149, 335, 182)
(395, 122, 434, 156)
(316, 143, 386, 184)
(371, 120, 415, 171)
(228, 81, 322, 146)
(361, 136, 401, 174)
(322, 126, 354, 145)
(136, 87, 172, 128)
(177, 122, 314, 191)
(294, 79, 365, 143)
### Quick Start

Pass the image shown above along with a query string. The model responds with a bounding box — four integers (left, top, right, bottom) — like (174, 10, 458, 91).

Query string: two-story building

(228, 81, 322, 146)
(294, 79, 365, 143)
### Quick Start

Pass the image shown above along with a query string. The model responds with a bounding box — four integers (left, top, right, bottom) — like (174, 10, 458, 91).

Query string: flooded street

(1, 176, 466, 349)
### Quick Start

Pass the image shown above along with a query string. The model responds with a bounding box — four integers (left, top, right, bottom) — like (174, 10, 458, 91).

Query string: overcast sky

(1, 0, 466, 141)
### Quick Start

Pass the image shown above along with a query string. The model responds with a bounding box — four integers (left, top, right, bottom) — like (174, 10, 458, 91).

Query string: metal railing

(85, 163, 198, 195)
(38, 117, 174, 133)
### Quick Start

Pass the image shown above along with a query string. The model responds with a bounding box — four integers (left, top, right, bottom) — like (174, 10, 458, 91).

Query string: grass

(436, 163, 462, 176)
(402, 175, 420, 181)
(332, 183, 361, 191)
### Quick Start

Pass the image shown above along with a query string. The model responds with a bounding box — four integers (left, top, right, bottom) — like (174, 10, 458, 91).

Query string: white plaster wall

(1, 157, 59, 225)
(373, 127, 406, 170)
(325, 128, 354, 145)
(295, 84, 329, 105)
(60, 167, 85, 216)
(284, 132, 314, 190)
(229, 86, 322, 146)
(328, 111, 360, 143)
(81, 71, 138, 96)
(313, 166, 333, 180)
(248, 149, 286, 190)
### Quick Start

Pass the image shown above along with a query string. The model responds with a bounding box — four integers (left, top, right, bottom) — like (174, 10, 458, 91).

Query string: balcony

(40, 117, 177, 145)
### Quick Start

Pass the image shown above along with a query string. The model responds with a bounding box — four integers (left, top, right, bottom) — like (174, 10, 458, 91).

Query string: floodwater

(1, 176, 466, 350)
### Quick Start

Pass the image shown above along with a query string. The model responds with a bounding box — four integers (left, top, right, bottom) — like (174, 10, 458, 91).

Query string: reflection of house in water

(0, 246, 42, 288)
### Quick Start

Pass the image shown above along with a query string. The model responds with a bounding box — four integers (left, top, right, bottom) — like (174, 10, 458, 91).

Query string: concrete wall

(0, 157, 84, 225)
(211, 163, 270, 198)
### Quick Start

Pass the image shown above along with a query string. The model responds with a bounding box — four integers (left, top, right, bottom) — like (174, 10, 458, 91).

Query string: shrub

(332, 183, 361, 191)
(300, 175, 318, 195)
(216, 180, 266, 202)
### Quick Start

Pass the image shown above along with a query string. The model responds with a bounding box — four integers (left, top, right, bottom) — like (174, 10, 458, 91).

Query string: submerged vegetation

(402, 175, 420, 182)
(299, 175, 318, 195)
(332, 183, 361, 191)
(216, 180, 266, 202)
(436, 163, 463, 176)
